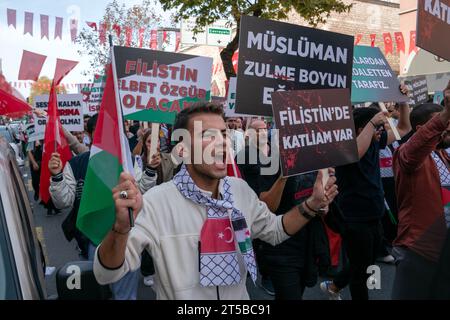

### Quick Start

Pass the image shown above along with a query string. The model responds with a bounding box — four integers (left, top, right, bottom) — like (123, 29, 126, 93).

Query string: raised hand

(48, 152, 63, 176)
(112, 172, 143, 233)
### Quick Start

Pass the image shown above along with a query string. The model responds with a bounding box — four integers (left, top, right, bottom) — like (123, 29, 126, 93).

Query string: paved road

(22, 164, 395, 300)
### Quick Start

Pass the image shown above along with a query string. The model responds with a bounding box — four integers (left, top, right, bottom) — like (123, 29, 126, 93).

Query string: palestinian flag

(77, 63, 133, 245)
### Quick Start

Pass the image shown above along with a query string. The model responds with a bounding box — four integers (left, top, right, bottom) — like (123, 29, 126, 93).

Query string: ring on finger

(119, 190, 128, 199)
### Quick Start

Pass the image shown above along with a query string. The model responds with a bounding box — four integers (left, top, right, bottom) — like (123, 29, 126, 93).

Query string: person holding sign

(392, 81, 450, 300)
(133, 128, 177, 195)
(257, 169, 330, 300)
(94, 102, 338, 300)
(321, 91, 411, 300)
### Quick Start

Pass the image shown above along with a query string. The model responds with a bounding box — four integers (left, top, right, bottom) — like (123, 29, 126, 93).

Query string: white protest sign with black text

(33, 94, 84, 134)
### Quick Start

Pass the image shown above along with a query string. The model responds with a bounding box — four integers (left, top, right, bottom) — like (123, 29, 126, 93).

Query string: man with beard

(392, 81, 450, 299)
(93, 102, 338, 299)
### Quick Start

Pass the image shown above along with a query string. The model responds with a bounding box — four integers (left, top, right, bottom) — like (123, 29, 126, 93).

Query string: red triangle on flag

(91, 64, 123, 162)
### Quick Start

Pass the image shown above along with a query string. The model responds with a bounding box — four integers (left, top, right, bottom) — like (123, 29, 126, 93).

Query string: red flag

(200, 218, 236, 253)
(86, 21, 97, 31)
(175, 32, 181, 51)
(53, 58, 78, 85)
(7, 9, 16, 28)
(112, 24, 121, 38)
(99, 23, 107, 44)
(0, 88, 32, 118)
(138, 28, 145, 48)
(370, 34, 376, 47)
(39, 83, 72, 204)
(40, 15, 49, 39)
(394, 32, 405, 53)
(24, 12, 33, 36)
(18, 50, 47, 81)
(355, 34, 363, 45)
(232, 49, 239, 73)
(125, 27, 132, 46)
(70, 19, 78, 43)
(0, 74, 13, 94)
(227, 158, 242, 178)
(162, 31, 168, 44)
(409, 30, 418, 54)
(150, 30, 157, 50)
(55, 17, 63, 39)
(383, 33, 393, 55)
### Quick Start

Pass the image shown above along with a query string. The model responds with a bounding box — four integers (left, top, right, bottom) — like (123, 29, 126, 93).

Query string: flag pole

(109, 34, 134, 228)
(53, 84, 57, 153)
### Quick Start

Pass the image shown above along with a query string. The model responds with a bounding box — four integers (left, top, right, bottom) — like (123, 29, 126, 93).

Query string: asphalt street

(22, 163, 396, 300)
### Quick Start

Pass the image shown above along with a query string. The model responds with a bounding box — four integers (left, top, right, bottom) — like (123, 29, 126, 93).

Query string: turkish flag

(0, 88, 32, 118)
(200, 218, 236, 254)
(394, 32, 405, 53)
(55, 17, 63, 39)
(383, 33, 393, 55)
(138, 28, 145, 48)
(53, 58, 78, 85)
(227, 159, 242, 178)
(112, 24, 121, 38)
(125, 27, 132, 46)
(175, 32, 181, 52)
(18, 50, 47, 81)
(7, 9, 16, 28)
(409, 30, 418, 54)
(150, 30, 157, 49)
(39, 83, 72, 204)
(355, 34, 363, 45)
(40, 15, 49, 39)
(370, 34, 376, 47)
(70, 19, 78, 43)
(99, 23, 107, 44)
(0, 74, 12, 94)
(24, 12, 33, 36)
(86, 21, 97, 31)
(232, 49, 239, 73)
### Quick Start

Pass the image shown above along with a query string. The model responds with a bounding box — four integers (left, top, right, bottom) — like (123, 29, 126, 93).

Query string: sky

(0, 0, 174, 97)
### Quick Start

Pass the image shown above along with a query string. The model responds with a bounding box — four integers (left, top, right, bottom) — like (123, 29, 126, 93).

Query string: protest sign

(24, 123, 44, 142)
(33, 93, 84, 134)
(416, 0, 450, 61)
(352, 46, 409, 103)
(271, 88, 358, 177)
(404, 76, 429, 105)
(235, 15, 354, 116)
(224, 77, 247, 117)
(112, 46, 213, 124)
(81, 74, 106, 116)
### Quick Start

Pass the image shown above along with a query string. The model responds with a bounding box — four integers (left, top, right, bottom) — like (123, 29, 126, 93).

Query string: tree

(29, 76, 67, 106)
(77, 0, 173, 76)
(159, 0, 352, 79)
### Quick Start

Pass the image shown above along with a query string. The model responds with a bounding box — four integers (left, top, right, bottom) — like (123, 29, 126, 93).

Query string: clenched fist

(48, 152, 63, 176)
(112, 172, 143, 233)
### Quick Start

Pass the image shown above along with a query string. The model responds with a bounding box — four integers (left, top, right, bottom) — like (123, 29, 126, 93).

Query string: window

(8, 161, 46, 299)
(0, 195, 20, 299)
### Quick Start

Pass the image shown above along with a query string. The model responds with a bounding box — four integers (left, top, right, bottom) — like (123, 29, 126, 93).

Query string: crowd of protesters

(6, 79, 449, 300)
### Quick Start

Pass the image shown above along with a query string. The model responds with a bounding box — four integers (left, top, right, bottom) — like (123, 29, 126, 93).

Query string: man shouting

(94, 102, 338, 300)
